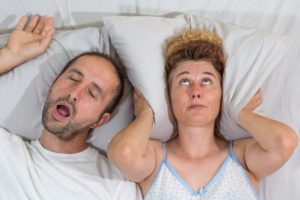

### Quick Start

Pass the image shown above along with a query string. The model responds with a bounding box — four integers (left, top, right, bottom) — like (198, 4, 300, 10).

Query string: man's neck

(38, 130, 89, 154)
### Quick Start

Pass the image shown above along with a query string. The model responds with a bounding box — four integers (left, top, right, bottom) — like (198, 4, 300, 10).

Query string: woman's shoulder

(231, 138, 253, 161)
(149, 139, 165, 158)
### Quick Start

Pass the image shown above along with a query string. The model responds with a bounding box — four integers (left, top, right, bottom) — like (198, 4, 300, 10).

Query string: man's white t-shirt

(0, 127, 142, 200)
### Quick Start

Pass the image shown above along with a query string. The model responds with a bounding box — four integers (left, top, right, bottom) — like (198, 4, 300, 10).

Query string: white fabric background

(0, 1, 299, 200)
(0, 0, 300, 39)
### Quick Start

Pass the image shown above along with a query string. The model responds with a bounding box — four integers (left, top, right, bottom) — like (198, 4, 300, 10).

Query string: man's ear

(90, 113, 111, 128)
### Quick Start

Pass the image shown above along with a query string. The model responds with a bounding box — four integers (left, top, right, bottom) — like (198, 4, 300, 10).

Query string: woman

(108, 30, 297, 199)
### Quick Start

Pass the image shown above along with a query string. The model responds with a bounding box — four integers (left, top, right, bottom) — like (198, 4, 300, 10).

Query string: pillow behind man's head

(0, 27, 133, 151)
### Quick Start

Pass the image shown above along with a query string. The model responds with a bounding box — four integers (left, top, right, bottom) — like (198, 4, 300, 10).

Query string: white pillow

(102, 14, 299, 141)
(184, 14, 297, 139)
(0, 27, 133, 151)
(103, 16, 188, 140)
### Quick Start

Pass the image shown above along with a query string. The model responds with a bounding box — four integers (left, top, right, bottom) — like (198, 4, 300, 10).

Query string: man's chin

(43, 124, 69, 140)
(47, 130, 76, 142)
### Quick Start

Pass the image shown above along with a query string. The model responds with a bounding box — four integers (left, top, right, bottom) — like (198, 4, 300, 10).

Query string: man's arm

(0, 15, 54, 75)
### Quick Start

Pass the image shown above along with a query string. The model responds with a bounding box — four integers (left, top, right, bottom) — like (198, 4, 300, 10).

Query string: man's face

(42, 55, 119, 141)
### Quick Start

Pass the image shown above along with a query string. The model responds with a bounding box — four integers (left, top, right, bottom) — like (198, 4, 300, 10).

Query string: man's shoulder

(0, 126, 23, 143)
(0, 127, 29, 154)
(0, 126, 10, 134)
(88, 146, 134, 182)
(88, 147, 142, 199)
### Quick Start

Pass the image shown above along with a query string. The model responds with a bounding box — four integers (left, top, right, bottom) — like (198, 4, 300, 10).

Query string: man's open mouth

(56, 104, 71, 117)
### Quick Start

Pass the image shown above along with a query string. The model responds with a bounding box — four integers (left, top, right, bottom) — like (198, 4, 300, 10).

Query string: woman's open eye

(202, 78, 212, 86)
(179, 79, 190, 86)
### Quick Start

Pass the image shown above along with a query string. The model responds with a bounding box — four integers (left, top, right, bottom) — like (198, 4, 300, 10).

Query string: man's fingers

(41, 17, 54, 37)
(16, 16, 27, 31)
(33, 16, 45, 34)
(25, 15, 39, 32)
(40, 28, 54, 50)
(45, 16, 54, 30)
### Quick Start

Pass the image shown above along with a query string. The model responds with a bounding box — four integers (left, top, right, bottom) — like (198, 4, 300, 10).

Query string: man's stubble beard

(42, 95, 100, 142)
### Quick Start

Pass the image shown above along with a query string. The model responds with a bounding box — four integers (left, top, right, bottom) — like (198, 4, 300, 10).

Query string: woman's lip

(188, 104, 206, 110)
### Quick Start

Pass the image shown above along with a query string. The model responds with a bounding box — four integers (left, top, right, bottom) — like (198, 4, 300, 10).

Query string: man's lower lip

(52, 108, 68, 122)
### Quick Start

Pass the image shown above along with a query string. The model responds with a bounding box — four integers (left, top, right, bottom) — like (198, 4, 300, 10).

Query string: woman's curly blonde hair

(165, 29, 225, 85)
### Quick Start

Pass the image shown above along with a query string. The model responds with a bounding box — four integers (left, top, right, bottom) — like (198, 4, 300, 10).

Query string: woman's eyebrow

(203, 71, 217, 78)
(176, 71, 217, 78)
(176, 71, 190, 78)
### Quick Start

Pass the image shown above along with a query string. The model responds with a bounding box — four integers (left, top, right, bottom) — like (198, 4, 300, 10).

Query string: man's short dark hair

(57, 52, 124, 114)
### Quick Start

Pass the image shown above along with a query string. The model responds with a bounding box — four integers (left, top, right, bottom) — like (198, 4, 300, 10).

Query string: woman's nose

(191, 85, 202, 99)
(192, 93, 201, 99)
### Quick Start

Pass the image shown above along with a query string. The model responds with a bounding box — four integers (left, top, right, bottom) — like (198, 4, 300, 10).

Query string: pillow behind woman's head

(103, 13, 299, 142)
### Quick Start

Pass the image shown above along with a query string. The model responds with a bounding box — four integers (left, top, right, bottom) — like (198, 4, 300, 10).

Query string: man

(0, 16, 141, 199)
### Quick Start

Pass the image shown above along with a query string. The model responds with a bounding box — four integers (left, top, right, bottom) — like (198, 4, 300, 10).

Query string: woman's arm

(238, 90, 298, 181)
(0, 15, 54, 75)
(108, 90, 158, 182)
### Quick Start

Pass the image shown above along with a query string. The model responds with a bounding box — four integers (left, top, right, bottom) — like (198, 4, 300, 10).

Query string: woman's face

(169, 60, 222, 127)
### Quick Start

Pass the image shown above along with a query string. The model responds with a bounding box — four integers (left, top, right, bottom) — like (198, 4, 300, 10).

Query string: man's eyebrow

(68, 68, 84, 77)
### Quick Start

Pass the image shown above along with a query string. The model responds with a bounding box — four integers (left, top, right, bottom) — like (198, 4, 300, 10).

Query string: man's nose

(68, 87, 83, 102)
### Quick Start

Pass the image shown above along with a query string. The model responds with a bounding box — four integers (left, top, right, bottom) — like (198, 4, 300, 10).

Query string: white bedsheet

(1, 0, 300, 39)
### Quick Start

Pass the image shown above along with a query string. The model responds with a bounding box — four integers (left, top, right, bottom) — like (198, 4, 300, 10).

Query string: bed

(0, 0, 299, 199)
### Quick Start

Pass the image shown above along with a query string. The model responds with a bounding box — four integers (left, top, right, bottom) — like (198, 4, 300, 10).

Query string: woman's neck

(168, 124, 225, 158)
